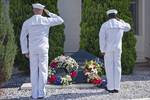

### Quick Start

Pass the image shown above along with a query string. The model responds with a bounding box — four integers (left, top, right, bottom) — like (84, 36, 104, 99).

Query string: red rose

(91, 79, 102, 85)
(92, 79, 97, 84)
(70, 71, 77, 78)
(48, 75, 56, 83)
(50, 62, 58, 68)
(90, 79, 94, 83)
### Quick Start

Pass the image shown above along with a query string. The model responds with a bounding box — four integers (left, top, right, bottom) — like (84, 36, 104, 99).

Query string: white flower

(91, 68, 98, 74)
(88, 65, 94, 69)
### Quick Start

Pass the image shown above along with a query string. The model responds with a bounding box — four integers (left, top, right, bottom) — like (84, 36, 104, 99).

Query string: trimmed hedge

(80, 0, 136, 74)
(0, 0, 17, 84)
(9, 0, 31, 71)
(9, 0, 64, 72)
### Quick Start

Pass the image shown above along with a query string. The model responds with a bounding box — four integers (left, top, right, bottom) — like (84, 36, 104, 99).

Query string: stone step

(21, 83, 98, 90)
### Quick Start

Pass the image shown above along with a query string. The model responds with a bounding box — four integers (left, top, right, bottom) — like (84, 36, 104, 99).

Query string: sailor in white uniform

(99, 9, 131, 93)
(20, 3, 64, 99)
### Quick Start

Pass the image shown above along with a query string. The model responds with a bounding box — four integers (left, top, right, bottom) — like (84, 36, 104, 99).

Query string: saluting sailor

(99, 9, 131, 93)
(20, 3, 64, 99)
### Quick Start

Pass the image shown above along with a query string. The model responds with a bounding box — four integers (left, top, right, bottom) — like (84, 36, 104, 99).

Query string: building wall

(135, 0, 146, 62)
(136, 0, 150, 62)
(144, 0, 150, 59)
(57, 0, 81, 55)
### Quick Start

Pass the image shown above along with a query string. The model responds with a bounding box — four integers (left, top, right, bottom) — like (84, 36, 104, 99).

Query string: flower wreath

(48, 55, 79, 85)
(84, 60, 103, 85)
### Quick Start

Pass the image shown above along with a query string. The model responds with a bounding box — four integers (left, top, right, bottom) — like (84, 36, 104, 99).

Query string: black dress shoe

(113, 89, 119, 93)
(30, 96, 37, 99)
(38, 97, 45, 99)
(104, 87, 114, 93)
(108, 90, 114, 93)
(30, 96, 33, 99)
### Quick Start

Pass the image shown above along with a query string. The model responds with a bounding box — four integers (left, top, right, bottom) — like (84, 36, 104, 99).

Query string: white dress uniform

(20, 3, 64, 99)
(99, 10, 131, 91)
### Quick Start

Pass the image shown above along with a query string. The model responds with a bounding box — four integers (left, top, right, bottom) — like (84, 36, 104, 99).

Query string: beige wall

(135, 0, 146, 62)
(136, 0, 150, 62)
(58, 0, 81, 55)
(144, 0, 150, 59)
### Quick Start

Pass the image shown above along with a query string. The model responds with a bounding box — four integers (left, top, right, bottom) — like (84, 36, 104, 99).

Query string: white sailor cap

(32, 3, 45, 9)
(106, 9, 118, 15)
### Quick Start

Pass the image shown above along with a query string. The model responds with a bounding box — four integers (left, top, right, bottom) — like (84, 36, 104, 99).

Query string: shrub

(80, 0, 136, 74)
(0, 0, 17, 84)
(9, 0, 64, 72)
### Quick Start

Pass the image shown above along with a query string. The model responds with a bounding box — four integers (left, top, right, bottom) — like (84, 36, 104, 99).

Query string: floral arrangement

(48, 55, 79, 85)
(84, 60, 103, 85)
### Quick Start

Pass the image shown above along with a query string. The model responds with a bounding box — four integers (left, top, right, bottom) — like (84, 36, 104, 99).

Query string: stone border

(21, 83, 98, 90)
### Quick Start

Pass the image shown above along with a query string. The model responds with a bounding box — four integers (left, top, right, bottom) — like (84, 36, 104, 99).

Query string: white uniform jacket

(20, 12, 64, 54)
(99, 18, 131, 53)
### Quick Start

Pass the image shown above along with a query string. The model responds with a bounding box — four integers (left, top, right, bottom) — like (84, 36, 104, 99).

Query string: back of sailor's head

(106, 9, 118, 19)
(32, 3, 45, 15)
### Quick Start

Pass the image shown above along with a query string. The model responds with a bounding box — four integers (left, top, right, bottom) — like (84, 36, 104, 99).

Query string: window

(130, 0, 139, 35)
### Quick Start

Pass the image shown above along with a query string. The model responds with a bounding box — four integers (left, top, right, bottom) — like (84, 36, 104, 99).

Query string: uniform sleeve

(46, 12, 64, 26)
(99, 24, 106, 53)
(20, 23, 29, 54)
(120, 20, 131, 32)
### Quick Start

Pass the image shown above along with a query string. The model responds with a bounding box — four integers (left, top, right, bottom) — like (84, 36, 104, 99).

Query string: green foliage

(80, 0, 107, 56)
(9, 0, 31, 71)
(9, 0, 64, 71)
(0, 0, 17, 84)
(80, 0, 136, 74)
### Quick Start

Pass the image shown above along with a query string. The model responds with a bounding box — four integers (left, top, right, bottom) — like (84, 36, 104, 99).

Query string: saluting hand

(101, 52, 105, 56)
(116, 17, 120, 21)
(44, 9, 49, 15)
(24, 53, 30, 59)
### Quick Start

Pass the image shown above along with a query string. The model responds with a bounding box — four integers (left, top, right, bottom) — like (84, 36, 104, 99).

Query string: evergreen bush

(80, 0, 136, 74)
(0, 0, 17, 84)
(9, 0, 64, 71)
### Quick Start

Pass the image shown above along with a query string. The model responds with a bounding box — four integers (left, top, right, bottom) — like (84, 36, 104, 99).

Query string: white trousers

(104, 50, 122, 90)
(29, 53, 48, 98)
